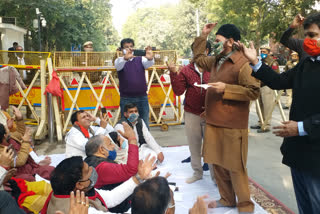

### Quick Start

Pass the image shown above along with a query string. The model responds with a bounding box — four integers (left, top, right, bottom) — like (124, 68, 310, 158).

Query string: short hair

(71, 110, 85, 124)
(304, 13, 320, 29)
(206, 41, 212, 54)
(124, 103, 138, 113)
(85, 135, 104, 157)
(50, 156, 84, 195)
(0, 123, 6, 142)
(120, 38, 135, 49)
(13, 42, 18, 46)
(131, 177, 170, 214)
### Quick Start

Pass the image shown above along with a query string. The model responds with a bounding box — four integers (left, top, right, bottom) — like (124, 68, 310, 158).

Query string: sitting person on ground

(0, 107, 54, 181)
(131, 176, 175, 214)
(0, 146, 51, 214)
(84, 122, 139, 213)
(108, 131, 128, 164)
(115, 103, 164, 163)
(42, 154, 157, 214)
(65, 110, 114, 158)
(0, 147, 25, 213)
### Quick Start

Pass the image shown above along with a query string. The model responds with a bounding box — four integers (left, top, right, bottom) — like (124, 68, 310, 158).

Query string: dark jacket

(280, 27, 309, 61)
(252, 57, 320, 176)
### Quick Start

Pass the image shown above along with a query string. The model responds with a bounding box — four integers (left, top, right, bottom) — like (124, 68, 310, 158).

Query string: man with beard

(193, 23, 260, 213)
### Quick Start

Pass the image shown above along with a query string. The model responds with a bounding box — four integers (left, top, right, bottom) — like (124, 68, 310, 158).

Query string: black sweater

(252, 57, 320, 176)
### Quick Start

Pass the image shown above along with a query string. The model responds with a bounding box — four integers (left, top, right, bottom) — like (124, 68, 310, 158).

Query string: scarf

(74, 121, 91, 138)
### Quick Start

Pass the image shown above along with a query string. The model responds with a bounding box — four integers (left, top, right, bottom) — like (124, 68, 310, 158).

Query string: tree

(0, 0, 119, 51)
(122, 0, 208, 57)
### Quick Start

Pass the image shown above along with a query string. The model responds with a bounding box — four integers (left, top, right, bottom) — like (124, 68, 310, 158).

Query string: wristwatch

(135, 174, 144, 184)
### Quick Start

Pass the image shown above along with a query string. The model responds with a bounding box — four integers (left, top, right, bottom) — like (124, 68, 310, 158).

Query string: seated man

(131, 176, 174, 214)
(115, 103, 164, 163)
(108, 131, 128, 164)
(0, 107, 54, 181)
(65, 110, 114, 158)
(85, 122, 139, 213)
(41, 153, 156, 214)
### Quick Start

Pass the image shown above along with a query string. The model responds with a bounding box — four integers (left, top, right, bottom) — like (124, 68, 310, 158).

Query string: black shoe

(181, 156, 191, 163)
(250, 125, 261, 129)
(257, 128, 270, 133)
(202, 163, 209, 171)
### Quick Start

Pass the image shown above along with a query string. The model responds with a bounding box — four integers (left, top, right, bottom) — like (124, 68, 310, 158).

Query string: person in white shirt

(115, 103, 164, 163)
(65, 111, 114, 158)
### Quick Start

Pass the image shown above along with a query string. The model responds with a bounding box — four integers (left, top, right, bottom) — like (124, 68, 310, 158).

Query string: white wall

(1, 28, 25, 50)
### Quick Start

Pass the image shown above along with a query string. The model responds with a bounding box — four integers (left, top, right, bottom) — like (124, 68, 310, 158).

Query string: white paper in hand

(194, 82, 211, 90)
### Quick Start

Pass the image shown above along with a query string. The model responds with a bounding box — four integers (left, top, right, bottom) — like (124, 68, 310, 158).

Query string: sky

(110, 0, 180, 36)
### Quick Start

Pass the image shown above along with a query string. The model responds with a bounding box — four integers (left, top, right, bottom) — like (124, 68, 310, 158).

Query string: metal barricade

(0, 50, 51, 140)
(53, 50, 182, 135)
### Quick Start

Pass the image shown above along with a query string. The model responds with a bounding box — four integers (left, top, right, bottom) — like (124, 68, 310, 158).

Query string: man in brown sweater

(193, 23, 260, 213)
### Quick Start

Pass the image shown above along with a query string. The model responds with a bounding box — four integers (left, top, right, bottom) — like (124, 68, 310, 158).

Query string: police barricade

(53, 50, 181, 136)
(0, 50, 51, 140)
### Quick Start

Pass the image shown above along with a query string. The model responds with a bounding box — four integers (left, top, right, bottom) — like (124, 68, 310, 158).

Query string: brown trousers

(213, 164, 254, 212)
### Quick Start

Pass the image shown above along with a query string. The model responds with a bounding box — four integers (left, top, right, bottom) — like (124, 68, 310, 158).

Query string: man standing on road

(115, 38, 154, 129)
(250, 45, 279, 133)
(238, 12, 320, 214)
(193, 23, 260, 213)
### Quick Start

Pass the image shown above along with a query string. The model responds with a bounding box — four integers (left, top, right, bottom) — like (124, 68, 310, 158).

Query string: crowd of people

(0, 10, 319, 214)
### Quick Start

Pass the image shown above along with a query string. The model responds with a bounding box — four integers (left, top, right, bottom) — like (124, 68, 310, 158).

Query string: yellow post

(35, 59, 48, 139)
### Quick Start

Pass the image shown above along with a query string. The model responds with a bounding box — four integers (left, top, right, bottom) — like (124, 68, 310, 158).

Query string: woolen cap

(216, 24, 241, 41)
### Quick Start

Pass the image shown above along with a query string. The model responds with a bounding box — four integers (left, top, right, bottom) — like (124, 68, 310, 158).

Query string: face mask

(128, 113, 139, 123)
(303, 38, 320, 56)
(103, 147, 117, 161)
(81, 167, 98, 191)
(292, 58, 298, 62)
(260, 53, 268, 59)
(121, 139, 128, 149)
(212, 41, 224, 56)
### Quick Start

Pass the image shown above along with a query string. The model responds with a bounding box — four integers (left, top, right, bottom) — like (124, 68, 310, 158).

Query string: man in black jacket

(237, 13, 320, 214)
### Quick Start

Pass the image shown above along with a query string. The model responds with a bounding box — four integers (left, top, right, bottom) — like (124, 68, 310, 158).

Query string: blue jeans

(291, 167, 320, 214)
(120, 96, 149, 129)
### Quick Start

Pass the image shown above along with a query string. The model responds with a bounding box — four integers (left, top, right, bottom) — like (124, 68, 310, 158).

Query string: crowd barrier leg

(260, 90, 287, 131)
(62, 72, 86, 133)
(35, 60, 48, 140)
(47, 58, 63, 141)
(154, 70, 179, 124)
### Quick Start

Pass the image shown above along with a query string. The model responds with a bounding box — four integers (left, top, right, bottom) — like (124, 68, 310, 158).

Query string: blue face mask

(103, 147, 117, 161)
(260, 53, 268, 59)
(128, 113, 139, 123)
(121, 139, 128, 149)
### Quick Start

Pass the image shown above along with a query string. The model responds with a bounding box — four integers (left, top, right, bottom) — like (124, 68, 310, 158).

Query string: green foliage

(122, 0, 208, 57)
(0, 0, 119, 51)
(192, 0, 317, 47)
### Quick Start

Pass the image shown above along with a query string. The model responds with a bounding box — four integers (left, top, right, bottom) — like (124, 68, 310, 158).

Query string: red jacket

(92, 144, 139, 188)
(170, 63, 210, 115)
